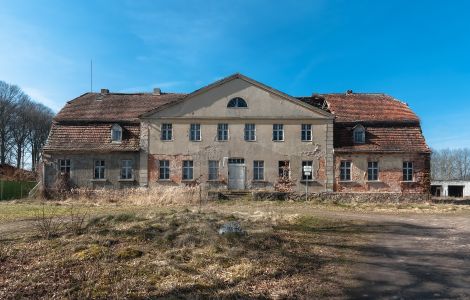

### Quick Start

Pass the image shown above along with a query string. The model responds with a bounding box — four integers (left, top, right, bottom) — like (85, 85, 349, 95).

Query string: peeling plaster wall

(147, 120, 331, 193)
(44, 152, 140, 189)
(333, 152, 430, 193)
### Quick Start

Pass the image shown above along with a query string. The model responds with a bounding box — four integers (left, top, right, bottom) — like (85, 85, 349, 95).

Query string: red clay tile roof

(44, 123, 140, 152)
(54, 92, 186, 122)
(323, 93, 419, 123)
(334, 123, 430, 153)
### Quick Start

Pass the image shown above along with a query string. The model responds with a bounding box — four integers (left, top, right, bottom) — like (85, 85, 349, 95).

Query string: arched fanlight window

(111, 124, 122, 142)
(353, 124, 365, 144)
(227, 97, 247, 108)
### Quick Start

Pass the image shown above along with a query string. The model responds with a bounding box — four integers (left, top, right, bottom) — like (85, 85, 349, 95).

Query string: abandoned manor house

(42, 73, 431, 194)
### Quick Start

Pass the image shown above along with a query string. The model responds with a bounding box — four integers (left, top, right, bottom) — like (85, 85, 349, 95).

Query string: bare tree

(0, 81, 21, 164)
(431, 148, 470, 180)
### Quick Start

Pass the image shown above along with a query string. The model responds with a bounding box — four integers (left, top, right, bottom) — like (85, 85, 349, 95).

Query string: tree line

(0, 80, 54, 171)
(431, 148, 470, 180)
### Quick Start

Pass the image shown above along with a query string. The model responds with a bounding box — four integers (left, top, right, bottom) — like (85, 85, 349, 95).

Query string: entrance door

(228, 158, 245, 190)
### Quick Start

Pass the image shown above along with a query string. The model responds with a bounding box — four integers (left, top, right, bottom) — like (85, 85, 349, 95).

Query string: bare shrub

(67, 204, 88, 235)
(33, 204, 63, 239)
(65, 185, 201, 206)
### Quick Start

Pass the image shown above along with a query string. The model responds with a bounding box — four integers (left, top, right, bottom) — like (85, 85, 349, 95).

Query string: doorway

(228, 158, 245, 190)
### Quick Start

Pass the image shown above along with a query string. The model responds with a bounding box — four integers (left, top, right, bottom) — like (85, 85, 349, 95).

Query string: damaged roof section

(54, 92, 186, 122)
(43, 123, 140, 152)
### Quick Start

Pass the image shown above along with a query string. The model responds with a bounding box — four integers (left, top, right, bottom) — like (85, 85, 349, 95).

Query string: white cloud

(23, 87, 61, 112)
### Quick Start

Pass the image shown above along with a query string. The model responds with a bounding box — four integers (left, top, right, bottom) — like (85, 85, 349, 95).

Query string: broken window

(340, 161, 351, 181)
(161, 123, 172, 141)
(58, 159, 70, 175)
(278, 161, 290, 179)
(302, 161, 313, 181)
(159, 160, 170, 180)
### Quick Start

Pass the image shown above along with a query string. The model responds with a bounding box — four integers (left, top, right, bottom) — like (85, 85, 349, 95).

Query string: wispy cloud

(23, 87, 61, 112)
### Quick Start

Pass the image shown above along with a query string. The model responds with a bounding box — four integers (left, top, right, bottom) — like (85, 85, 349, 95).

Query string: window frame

(94, 160, 106, 180)
(58, 159, 71, 175)
(120, 160, 133, 180)
(353, 125, 365, 144)
(278, 160, 290, 179)
(159, 160, 170, 180)
(217, 123, 229, 141)
(208, 160, 219, 181)
(182, 160, 194, 180)
(111, 124, 122, 143)
(253, 160, 264, 181)
(403, 161, 414, 182)
(301, 160, 314, 181)
(189, 124, 201, 141)
(161, 123, 173, 141)
(301, 124, 312, 142)
(244, 123, 256, 141)
(227, 97, 248, 108)
(367, 161, 379, 181)
(273, 124, 284, 141)
(340, 161, 352, 181)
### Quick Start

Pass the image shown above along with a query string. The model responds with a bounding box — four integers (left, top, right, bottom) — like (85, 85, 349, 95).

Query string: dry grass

(0, 206, 365, 299)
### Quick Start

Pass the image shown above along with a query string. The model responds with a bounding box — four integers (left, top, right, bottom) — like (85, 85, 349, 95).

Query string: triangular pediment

(143, 73, 333, 120)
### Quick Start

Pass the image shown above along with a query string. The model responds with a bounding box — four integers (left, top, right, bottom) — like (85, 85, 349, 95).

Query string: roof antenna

(90, 59, 93, 92)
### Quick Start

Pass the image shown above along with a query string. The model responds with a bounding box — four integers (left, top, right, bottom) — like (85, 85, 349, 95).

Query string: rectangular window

(340, 161, 351, 181)
(253, 160, 264, 181)
(367, 161, 379, 181)
(58, 159, 71, 174)
(273, 124, 284, 141)
(208, 160, 219, 180)
(301, 124, 312, 141)
(278, 160, 290, 178)
(244, 124, 256, 141)
(159, 160, 170, 180)
(121, 160, 133, 179)
(189, 124, 201, 141)
(161, 123, 172, 141)
(217, 123, 228, 141)
(182, 160, 193, 180)
(94, 160, 105, 179)
(302, 161, 313, 181)
(403, 161, 413, 182)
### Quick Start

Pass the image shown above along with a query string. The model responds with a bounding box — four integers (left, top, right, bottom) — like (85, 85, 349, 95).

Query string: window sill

(272, 140, 285, 142)
(301, 140, 313, 142)
(300, 180, 315, 183)
(118, 178, 135, 182)
(157, 179, 171, 182)
(244, 140, 257, 142)
(91, 179, 107, 182)
(338, 180, 354, 183)
(160, 140, 174, 142)
(366, 180, 382, 183)
(401, 181, 416, 183)
(189, 140, 202, 142)
(181, 179, 195, 182)
(216, 140, 229, 142)
(252, 180, 267, 183)
(207, 179, 224, 183)
(111, 141, 122, 144)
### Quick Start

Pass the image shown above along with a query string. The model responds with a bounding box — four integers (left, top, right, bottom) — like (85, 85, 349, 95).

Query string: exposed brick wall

(334, 152, 430, 194)
(148, 154, 194, 185)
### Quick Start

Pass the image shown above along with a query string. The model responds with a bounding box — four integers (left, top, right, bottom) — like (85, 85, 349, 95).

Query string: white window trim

(301, 124, 313, 142)
(111, 124, 123, 143)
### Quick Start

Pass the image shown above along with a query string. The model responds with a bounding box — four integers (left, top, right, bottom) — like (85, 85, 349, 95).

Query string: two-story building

(43, 73, 430, 194)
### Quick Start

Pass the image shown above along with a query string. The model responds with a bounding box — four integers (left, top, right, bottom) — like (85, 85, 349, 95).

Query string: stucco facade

(143, 77, 334, 193)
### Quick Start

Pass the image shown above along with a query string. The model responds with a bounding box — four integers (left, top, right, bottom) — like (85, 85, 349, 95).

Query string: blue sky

(1, 0, 469, 149)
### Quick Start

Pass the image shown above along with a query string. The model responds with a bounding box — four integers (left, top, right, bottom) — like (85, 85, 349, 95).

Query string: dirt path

(315, 211, 470, 299)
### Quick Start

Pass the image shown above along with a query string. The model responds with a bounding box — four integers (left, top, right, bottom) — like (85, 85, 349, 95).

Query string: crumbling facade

(43, 73, 430, 194)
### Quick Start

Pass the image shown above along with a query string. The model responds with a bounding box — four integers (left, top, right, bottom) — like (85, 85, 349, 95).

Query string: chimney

(346, 90, 353, 95)
(153, 88, 161, 95)
(100, 88, 109, 94)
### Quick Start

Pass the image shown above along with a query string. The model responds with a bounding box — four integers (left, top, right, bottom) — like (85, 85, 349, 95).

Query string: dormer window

(353, 125, 365, 144)
(227, 97, 247, 108)
(111, 124, 122, 143)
